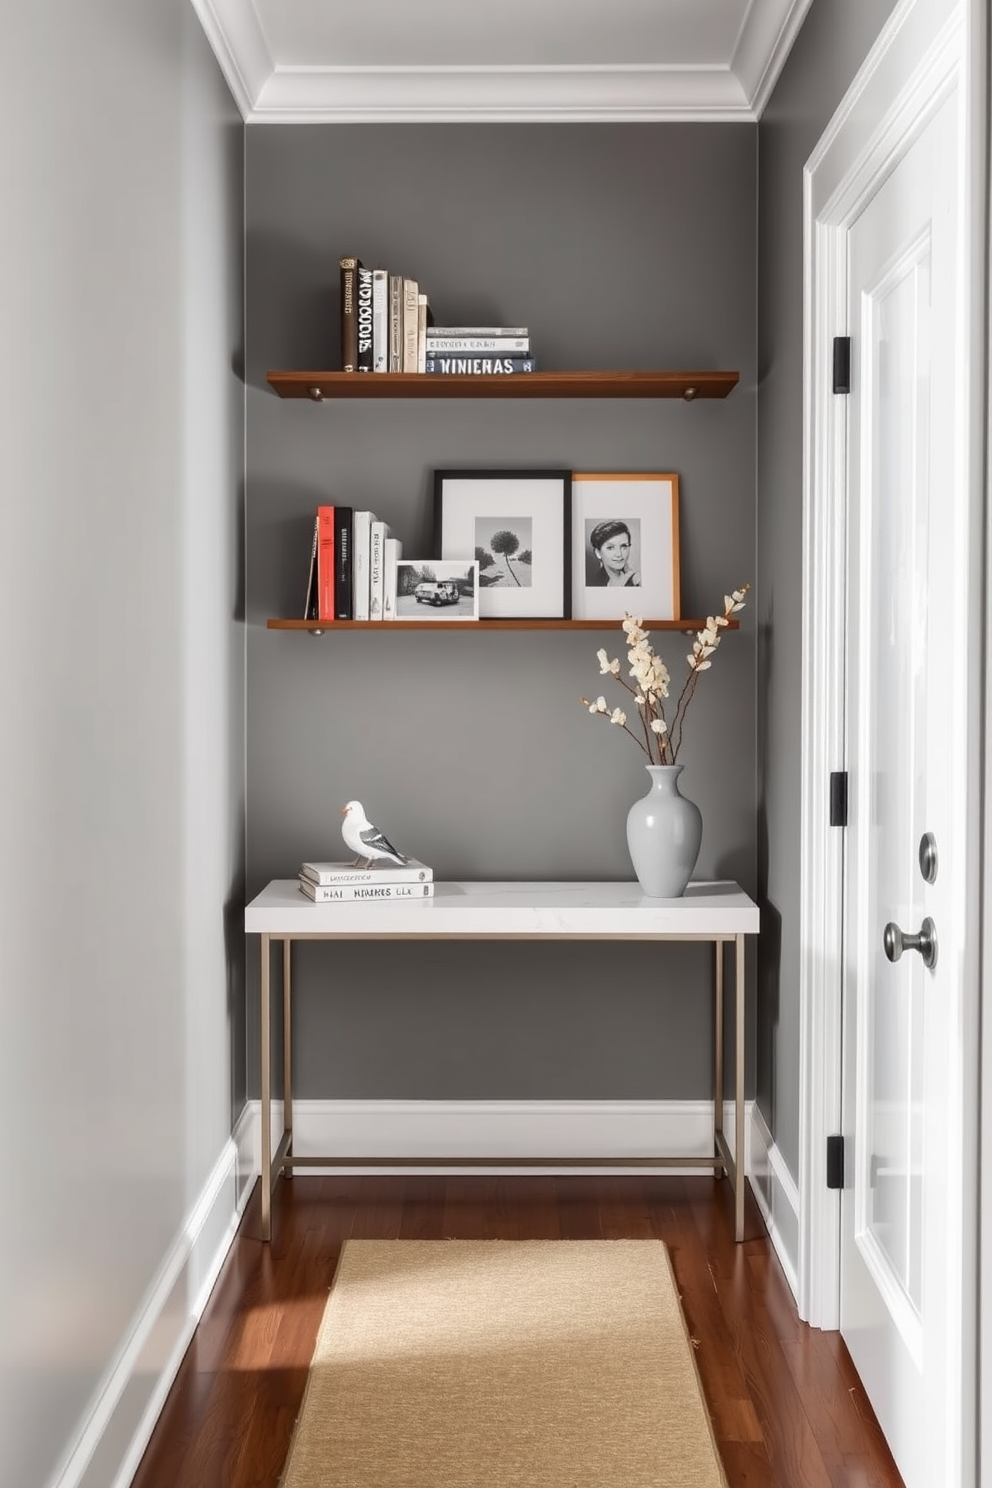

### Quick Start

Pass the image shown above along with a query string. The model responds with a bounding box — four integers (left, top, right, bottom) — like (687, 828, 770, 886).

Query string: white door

(840, 82, 972, 1488)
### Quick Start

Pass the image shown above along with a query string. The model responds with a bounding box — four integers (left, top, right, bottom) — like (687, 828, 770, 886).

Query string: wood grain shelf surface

(266, 370, 740, 401)
(267, 618, 739, 633)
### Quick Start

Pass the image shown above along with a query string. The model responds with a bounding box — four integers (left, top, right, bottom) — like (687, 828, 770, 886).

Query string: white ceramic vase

(625, 763, 702, 898)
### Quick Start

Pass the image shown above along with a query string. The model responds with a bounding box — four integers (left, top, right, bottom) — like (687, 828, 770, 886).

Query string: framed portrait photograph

(570, 472, 681, 621)
(433, 469, 571, 619)
(393, 558, 480, 621)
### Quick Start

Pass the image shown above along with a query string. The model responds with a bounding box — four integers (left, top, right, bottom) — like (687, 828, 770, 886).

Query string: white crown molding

(190, 0, 815, 123)
(188, 0, 273, 121)
(248, 64, 754, 124)
(732, 0, 815, 117)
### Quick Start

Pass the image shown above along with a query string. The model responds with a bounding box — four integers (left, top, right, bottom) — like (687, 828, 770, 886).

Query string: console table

(245, 879, 759, 1241)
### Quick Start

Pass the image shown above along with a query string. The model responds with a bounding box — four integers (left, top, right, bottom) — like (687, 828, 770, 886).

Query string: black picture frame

(433, 469, 572, 620)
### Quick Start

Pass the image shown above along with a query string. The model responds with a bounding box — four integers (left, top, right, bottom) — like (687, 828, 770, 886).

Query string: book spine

(300, 880, 436, 903)
(356, 265, 374, 372)
(417, 293, 433, 373)
(303, 513, 319, 620)
(301, 863, 434, 886)
(388, 274, 404, 372)
(425, 336, 530, 353)
(369, 520, 390, 620)
(402, 279, 419, 373)
(317, 505, 335, 621)
(339, 256, 359, 372)
(423, 357, 537, 375)
(382, 536, 403, 621)
(334, 506, 354, 620)
(352, 509, 376, 621)
(428, 326, 528, 337)
(372, 269, 389, 373)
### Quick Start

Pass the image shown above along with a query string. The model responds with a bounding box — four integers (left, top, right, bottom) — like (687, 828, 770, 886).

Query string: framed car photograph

(570, 472, 680, 621)
(434, 469, 571, 619)
(392, 559, 480, 621)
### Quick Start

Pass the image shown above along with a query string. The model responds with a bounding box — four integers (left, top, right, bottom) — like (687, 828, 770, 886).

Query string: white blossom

(650, 718, 668, 735)
(610, 708, 627, 727)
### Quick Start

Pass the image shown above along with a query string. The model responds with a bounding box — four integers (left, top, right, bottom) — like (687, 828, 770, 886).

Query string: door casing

(797, 12, 983, 1463)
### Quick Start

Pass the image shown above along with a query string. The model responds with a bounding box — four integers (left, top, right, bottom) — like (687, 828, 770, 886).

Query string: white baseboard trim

(53, 1107, 254, 1488)
(748, 1103, 800, 1302)
(244, 1097, 755, 1178)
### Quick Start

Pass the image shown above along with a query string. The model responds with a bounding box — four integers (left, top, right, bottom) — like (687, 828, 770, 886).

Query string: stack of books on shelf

(339, 255, 534, 376)
(299, 857, 435, 902)
(303, 505, 403, 621)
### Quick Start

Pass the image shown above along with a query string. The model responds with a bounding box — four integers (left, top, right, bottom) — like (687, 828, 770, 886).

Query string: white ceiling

(192, 0, 814, 123)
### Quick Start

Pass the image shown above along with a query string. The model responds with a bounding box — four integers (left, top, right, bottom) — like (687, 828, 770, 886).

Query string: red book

(317, 505, 335, 621)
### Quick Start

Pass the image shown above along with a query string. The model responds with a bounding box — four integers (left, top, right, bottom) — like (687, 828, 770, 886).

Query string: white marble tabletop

(245, 879, 759, 938)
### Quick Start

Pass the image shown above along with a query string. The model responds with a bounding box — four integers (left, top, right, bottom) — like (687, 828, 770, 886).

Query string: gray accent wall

(0, 6, 245, 1487)
(756, 0, 900, 1176)
(246, 124, 757, 1101)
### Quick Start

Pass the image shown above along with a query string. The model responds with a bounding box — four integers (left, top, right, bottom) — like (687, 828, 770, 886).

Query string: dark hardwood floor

(131, 1175, 904, 1488)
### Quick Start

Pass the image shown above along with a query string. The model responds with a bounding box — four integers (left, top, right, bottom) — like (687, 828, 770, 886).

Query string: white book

(425, 335, 530, 353)
(372, 269, 389, 373)
(427, 326, 528, 337)
(382, 536, 404, 620)
(369, 519, 393, 620)
(352, 509, 378, 621)
(299, 878, 436, 904)
(402, 279, 419, 373)
(301, 857, 433, 886)
(417, 293, 430, 373)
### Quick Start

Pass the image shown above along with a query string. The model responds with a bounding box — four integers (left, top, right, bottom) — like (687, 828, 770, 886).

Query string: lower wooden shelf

(266, 618, 737, 633)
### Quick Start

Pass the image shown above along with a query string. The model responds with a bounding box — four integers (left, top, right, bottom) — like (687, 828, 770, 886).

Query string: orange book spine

(317, 505, 335, 621)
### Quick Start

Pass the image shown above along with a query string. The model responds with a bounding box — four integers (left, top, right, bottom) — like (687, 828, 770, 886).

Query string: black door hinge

(826, 1135, 845, 1190)
(829, 771, 848, 827)
(833, 336, 851, 394)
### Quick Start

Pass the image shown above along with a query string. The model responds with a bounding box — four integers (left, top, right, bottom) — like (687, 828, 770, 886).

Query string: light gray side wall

(756, 0, 900, 1175)
(246, 124, 757, 1101)
(0, 7, 245, 1487)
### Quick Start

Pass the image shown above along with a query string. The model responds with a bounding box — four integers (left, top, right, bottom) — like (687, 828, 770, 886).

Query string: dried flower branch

(580, 586, 749, 765)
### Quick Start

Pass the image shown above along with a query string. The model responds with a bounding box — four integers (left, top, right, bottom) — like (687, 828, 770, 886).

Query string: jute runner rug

(280, 1238, 727, 1488)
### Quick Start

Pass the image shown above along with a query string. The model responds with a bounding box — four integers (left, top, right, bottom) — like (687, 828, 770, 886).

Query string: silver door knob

(883, 917, 938, 969)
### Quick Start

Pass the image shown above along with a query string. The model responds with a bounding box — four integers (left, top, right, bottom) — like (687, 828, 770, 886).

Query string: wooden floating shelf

(266, 370, 739, 401)
(267, 618, 739, 633)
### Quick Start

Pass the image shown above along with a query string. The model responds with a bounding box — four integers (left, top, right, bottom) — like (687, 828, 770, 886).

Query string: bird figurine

(341, 800, 410, 868)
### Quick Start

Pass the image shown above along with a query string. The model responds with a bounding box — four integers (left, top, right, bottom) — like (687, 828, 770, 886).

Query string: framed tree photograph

(392, 559, 480, 620)
(434, 469, 571, 619)
(570, 472, 680, 621)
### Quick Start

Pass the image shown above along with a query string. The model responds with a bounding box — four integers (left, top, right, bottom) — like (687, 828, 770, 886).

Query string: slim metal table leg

(260, 933, 272, 1241)
(735, 931, 746, 1242)
(283, 939, 293, 1178)
(714, 938, 724, 1176)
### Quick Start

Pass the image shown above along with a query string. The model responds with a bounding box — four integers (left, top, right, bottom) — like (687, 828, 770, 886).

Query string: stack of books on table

(424, 327, 535, 376)
(299, 858, 436, 902)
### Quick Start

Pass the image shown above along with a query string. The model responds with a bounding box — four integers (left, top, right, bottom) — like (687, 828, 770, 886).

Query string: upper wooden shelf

(267, 618, 739, 633)
(266, 370, 739, 402)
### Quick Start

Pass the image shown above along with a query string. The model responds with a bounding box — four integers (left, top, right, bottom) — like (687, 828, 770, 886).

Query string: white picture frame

(434, 469, 571, 619)
(392, 559, 480, 621)
(570, 472, 681, 621)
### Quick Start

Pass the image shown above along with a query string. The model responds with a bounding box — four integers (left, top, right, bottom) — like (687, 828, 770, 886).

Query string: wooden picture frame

(570, 472, 680, 621)
(434, 469, 571, 619)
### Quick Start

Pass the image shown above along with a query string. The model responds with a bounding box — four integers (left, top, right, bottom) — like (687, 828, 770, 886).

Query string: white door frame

(798, 0, 983, 1354)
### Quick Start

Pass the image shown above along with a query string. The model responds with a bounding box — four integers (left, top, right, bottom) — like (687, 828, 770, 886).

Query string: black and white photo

(571, 473, 680, 621)
(392, 559, 479, 621)
(434, 469, 570, 619)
